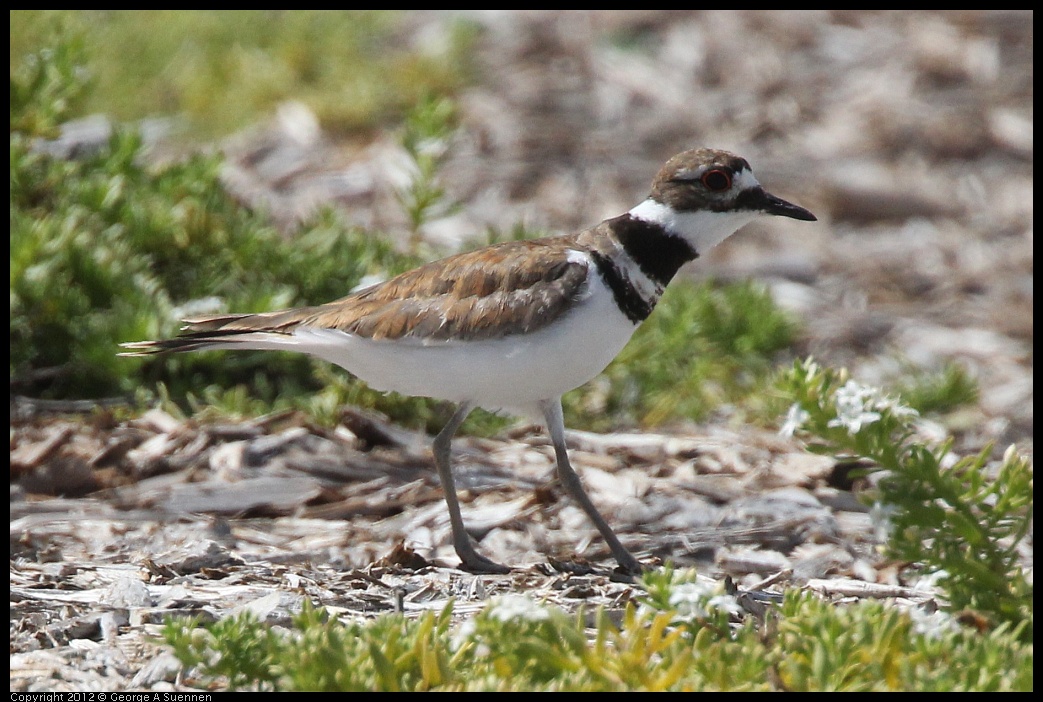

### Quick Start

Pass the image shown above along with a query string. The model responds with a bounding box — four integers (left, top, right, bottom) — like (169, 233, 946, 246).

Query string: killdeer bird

(121, 148, 815, 574)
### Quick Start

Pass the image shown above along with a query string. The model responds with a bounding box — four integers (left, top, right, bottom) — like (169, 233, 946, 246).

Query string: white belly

(287, 271, 638, 416)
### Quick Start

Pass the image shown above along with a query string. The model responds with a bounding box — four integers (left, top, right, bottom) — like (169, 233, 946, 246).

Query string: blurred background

(10, 10, 1033, 452)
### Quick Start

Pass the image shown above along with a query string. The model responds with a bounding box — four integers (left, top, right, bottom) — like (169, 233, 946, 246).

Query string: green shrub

(10, 40, 411, 402)
(163, 570, 1032, 691)
(779, 359, 1033, 636)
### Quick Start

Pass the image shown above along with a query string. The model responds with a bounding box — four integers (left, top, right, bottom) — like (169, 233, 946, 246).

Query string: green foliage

(162, 570, 1032, 691)
(396, 94, 461, 251)
(277, 604, 461, 691)
(9, 29, 91, 136)
(565, 279, 797, 429)
(894, 360, 979, 415)
(775, 591, 910, 691)
(165, 613, 283, 691)
(164, 603, 461, 692)
(10, 40, 412, 401)
(773, 591, 1032, 692)
(779, 359, 1033, 636)
(10, 11, 477, 137)
(462, 595, 590, 688)
(10, 126, 407, 399)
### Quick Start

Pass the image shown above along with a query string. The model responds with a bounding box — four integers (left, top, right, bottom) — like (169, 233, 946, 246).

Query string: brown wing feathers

(121, 237, 589, 354)
(313, 239, 588, 341)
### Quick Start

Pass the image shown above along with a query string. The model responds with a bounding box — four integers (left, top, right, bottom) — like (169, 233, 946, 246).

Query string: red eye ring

(701, 168, 732, 192)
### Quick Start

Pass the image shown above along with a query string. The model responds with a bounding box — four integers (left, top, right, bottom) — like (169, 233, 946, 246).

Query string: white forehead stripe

(731, 168, 761, 191)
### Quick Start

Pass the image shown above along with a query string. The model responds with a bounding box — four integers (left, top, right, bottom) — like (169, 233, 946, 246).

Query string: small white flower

(872, 395, 919, 418)
(825, 380, 917, 435)
(826, 412, 881, 434)
(450, 617, 478, 652)
(668, 580, 739, 618)
(486, 595, 551, 623)
(908, 606, 959, 640)
(827, 380, 882, 434)
(780, 403, 810, 437)
(668, 581, 714, 618)
(706, 594, 743, 616)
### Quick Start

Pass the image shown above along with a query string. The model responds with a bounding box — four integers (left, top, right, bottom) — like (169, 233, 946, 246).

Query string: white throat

(628, 199, 759, 255)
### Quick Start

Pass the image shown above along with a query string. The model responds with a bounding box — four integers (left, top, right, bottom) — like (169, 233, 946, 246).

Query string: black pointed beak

(742, 188, 817, 221)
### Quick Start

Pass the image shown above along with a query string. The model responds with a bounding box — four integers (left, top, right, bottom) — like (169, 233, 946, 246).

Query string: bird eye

(701, 168, 732, 191)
